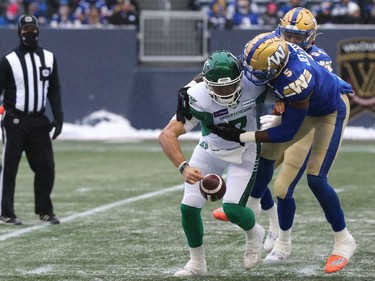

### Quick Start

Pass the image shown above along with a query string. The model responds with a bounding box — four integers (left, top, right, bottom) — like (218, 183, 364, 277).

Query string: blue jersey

(308, 45, 332, 72)
(268, 43, 349, 117)
(274, 27, 332, 71)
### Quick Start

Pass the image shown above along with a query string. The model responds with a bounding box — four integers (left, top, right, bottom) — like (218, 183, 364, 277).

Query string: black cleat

(40, 214, 60, 224)
(0, 216, 22, 225)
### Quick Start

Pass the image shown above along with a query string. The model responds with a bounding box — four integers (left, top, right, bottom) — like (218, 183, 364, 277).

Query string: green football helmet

(202, 50, 243, 107)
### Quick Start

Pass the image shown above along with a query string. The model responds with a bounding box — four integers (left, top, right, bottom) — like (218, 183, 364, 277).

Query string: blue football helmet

(279, 7, 318, 51)
(241, 32, 289, 85)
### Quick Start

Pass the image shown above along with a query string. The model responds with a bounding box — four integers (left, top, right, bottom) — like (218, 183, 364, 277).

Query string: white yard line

(26, 265, 54, 274)
(0, 185, 182, 241)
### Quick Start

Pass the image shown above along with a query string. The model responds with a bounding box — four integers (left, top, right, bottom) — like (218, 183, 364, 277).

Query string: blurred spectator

(87, 6, 102, 25)
(105, 0, 117, 10)
(315, 1, 333, 25)
(75, 0, 109, 25)
(331, 0, 362, 24)
(207, 0, 232, 29)
(261, 1, 278, 27)
(363, 0, 375, 23)
(232, 0, 262, 28)
(106, 0, 139, 25)
(46, 0, 61, 19)
(4, 1, 20, 25)
(188, 0, 200, 11)
(29, 0, 49, 25)
(0, 0, 7, 16)
(23, 0, 33, 14)
(50, 0, 75, 27)
(278, 0, 303, 17)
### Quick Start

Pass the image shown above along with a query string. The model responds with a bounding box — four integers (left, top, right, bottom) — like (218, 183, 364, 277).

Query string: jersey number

(283, 69, 312, 97)
(227, 116, 247, 130)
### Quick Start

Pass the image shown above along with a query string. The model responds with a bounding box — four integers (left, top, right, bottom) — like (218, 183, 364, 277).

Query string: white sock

(189, 245, 205, 263)
(263, 203, 279, 235)
(274, 229, 291, 254)
(245, 223, 262, 242)
(247, 197, 261, 220)
(278, 229, 291, 242)
(334, 228, 350, 243)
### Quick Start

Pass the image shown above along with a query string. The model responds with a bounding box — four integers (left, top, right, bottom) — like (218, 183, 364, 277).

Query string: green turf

(0, 140, 373, 281)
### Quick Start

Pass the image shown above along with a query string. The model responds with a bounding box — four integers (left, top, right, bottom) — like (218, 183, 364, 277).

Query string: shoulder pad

(188, 82, 213, 110)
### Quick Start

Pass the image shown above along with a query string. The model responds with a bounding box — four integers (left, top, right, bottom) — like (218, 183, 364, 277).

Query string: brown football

(199, 173, 226, 202)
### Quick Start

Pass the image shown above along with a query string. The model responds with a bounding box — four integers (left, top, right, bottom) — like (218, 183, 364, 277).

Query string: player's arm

(254, 99, 308, 142)
(158, 119, 203, 184)
(210, 99, 308, 143)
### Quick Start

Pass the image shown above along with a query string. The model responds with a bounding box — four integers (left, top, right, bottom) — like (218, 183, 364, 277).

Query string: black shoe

(40, 214, 60, 224)
(0, 216, 22, 225)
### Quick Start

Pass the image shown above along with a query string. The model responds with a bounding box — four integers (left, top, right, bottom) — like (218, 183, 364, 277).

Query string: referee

(0, 15, 63, 225)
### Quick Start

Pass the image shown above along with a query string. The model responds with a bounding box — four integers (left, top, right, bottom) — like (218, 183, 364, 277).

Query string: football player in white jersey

(159, 50, 268, 277)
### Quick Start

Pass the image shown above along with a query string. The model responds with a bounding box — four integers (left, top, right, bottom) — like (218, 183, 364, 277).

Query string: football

(199, 173, 226, 202)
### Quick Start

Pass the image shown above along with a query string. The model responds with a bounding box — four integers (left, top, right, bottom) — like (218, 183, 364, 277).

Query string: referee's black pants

(0, 111, 55, 218)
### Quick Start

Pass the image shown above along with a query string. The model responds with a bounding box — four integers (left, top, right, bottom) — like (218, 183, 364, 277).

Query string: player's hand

(182, 165, 203, 185)
(176, 87, 192, 123)
(272, 101, 285, 115)
(209, 123, 245, 144)
(50, 113, 63, 140)
(259, 115, 276, 130)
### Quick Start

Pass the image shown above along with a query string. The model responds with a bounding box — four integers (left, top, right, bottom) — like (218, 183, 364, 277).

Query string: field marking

(26, 265, 54, 274)
(0, 185, 182, 241)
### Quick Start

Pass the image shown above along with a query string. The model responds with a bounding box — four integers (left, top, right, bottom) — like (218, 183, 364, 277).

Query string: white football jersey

(184, 77, 266, 150)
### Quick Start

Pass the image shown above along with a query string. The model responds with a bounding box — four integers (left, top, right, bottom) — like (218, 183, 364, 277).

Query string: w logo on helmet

(269, 45, 288, 66)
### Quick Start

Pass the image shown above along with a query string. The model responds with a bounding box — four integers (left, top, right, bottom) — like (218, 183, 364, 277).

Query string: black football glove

(176, 87, 192, 123)
(50, 113, 63, 140)
(209, 123, 245, 144)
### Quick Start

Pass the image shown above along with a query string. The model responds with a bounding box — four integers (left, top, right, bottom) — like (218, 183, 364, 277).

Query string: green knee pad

(223, 203, 256, 231)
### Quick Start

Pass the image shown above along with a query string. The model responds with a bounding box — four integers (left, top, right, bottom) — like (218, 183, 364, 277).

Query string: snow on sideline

(59, 110, 375, 141)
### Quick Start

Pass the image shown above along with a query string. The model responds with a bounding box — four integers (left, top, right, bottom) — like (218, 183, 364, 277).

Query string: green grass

(0, 141, 374, 281)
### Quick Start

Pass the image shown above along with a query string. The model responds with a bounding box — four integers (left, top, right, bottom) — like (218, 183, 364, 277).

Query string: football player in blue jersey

(260, 7, 336, 262)
(209, 32, 356, 274)
(212, 7, 336, 255)
(159, 50, 267, 277)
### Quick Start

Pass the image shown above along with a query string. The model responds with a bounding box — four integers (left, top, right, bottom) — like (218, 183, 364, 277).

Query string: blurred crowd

(205, 0, 375, 29)
(0, 0, 140, 27)
(0, 0, 374, 27)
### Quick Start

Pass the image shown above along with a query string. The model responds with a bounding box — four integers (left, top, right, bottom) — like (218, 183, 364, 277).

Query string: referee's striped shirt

(0, 45, 61, 115)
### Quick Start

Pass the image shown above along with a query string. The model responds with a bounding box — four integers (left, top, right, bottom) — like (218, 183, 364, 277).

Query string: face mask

(22, 32, 38, 47)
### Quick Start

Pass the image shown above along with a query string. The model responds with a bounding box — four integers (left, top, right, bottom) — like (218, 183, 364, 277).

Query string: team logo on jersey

(337, 37, 375, 121)
(214, 108, 228, 117)
(39, 67, 51, 81)
(283, 69, 312, 97)
(189, 95, 197, 105)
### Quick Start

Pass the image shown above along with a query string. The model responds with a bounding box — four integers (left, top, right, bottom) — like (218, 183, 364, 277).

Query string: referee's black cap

(18, 15, 38, 31)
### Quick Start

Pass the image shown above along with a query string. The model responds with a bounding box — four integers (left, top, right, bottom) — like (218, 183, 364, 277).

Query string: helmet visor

(243, 62, 275, 85)
(205, 72, 243, 106)
(211, 82, 239, 97)
(279, 27, 314, 49)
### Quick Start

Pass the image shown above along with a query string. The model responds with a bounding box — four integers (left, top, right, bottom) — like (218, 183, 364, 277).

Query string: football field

(0, 141, 374, 281)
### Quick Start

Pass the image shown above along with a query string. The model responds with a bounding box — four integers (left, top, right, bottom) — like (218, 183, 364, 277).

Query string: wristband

(178, 161, 189, 174)
(239, 131, 256, 142)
